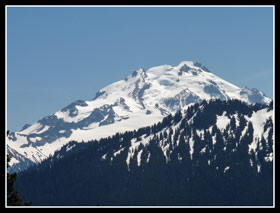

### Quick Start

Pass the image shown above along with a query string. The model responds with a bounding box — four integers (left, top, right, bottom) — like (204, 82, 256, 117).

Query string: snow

(19, 122, 41, 135)
(216, 112, 230, 131)
(126, 138, 142, 169)
(178, 153, 183, 161)
(200, 147, 207, 154)
(66, 144, 76, 152)
(36, 125, 50, 134)
(233, 114, 240, 127)
(249, 108, 273, 139)
(101, 153, 107, 161)
(126, 152, 132, 170)
(162, 143, 170, 163)
(224, 166, 230, 173)
(55, 110, 84, 123)
(137, 149, 143, 167)
(70, 110, 163, 143)
(264, 153, 273, 162)
(7, 60, 272, 170)
(196, 129, 205, 140)
(241, 125, 248, 138)
(247, 108, 273, 153)
(257, 165, 261, 173)
(189, 137, 194, 160)
(212, 135, 217, 145)
(113, 148, 125, 157)
(29, 137, 42, 143)
(146, 152, 151, 163)
(8, 157, 20, 166)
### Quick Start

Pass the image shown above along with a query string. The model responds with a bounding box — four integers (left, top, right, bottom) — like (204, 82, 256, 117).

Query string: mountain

(7, 61, 271, 172)
(15, 99, 274, 206)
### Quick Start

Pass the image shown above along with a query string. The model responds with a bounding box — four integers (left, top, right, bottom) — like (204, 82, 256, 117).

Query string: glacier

(7, 61, 271, 172)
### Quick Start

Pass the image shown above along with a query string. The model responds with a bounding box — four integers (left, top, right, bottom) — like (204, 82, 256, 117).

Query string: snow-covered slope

(7, 61, 271, 172)
(15, 99, 274, 206)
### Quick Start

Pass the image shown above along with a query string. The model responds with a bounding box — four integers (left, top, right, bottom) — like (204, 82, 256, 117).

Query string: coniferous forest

(15, 99, 273, 206)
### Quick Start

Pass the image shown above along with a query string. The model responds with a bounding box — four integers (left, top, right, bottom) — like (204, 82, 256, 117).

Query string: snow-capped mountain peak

(7, 61, 271, 172)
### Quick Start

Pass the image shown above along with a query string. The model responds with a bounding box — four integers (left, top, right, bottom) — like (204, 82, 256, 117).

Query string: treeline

(15, 99, 273, 206)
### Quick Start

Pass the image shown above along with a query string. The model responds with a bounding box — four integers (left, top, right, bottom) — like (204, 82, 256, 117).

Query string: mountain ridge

(15, 99, 273, 206)
(7, 61, 271, 172)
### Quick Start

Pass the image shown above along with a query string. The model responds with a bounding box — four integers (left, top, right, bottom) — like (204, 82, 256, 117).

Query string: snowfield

(7, 61, 272, 172)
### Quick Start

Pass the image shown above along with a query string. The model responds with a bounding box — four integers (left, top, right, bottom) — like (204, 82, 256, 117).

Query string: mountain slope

(7, 61, 271, 172)
(15, 99, 274, 206)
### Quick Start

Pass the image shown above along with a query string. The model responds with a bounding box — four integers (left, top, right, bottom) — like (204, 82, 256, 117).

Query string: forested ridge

(15, 99, 273, 206)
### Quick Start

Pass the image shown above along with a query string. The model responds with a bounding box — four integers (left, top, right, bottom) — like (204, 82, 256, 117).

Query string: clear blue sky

(7, 6, 274, 132)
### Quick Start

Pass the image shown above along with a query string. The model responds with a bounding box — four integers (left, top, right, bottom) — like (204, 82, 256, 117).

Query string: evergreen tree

(7, 154, 32, 206)
(7, 130, 32, 206)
